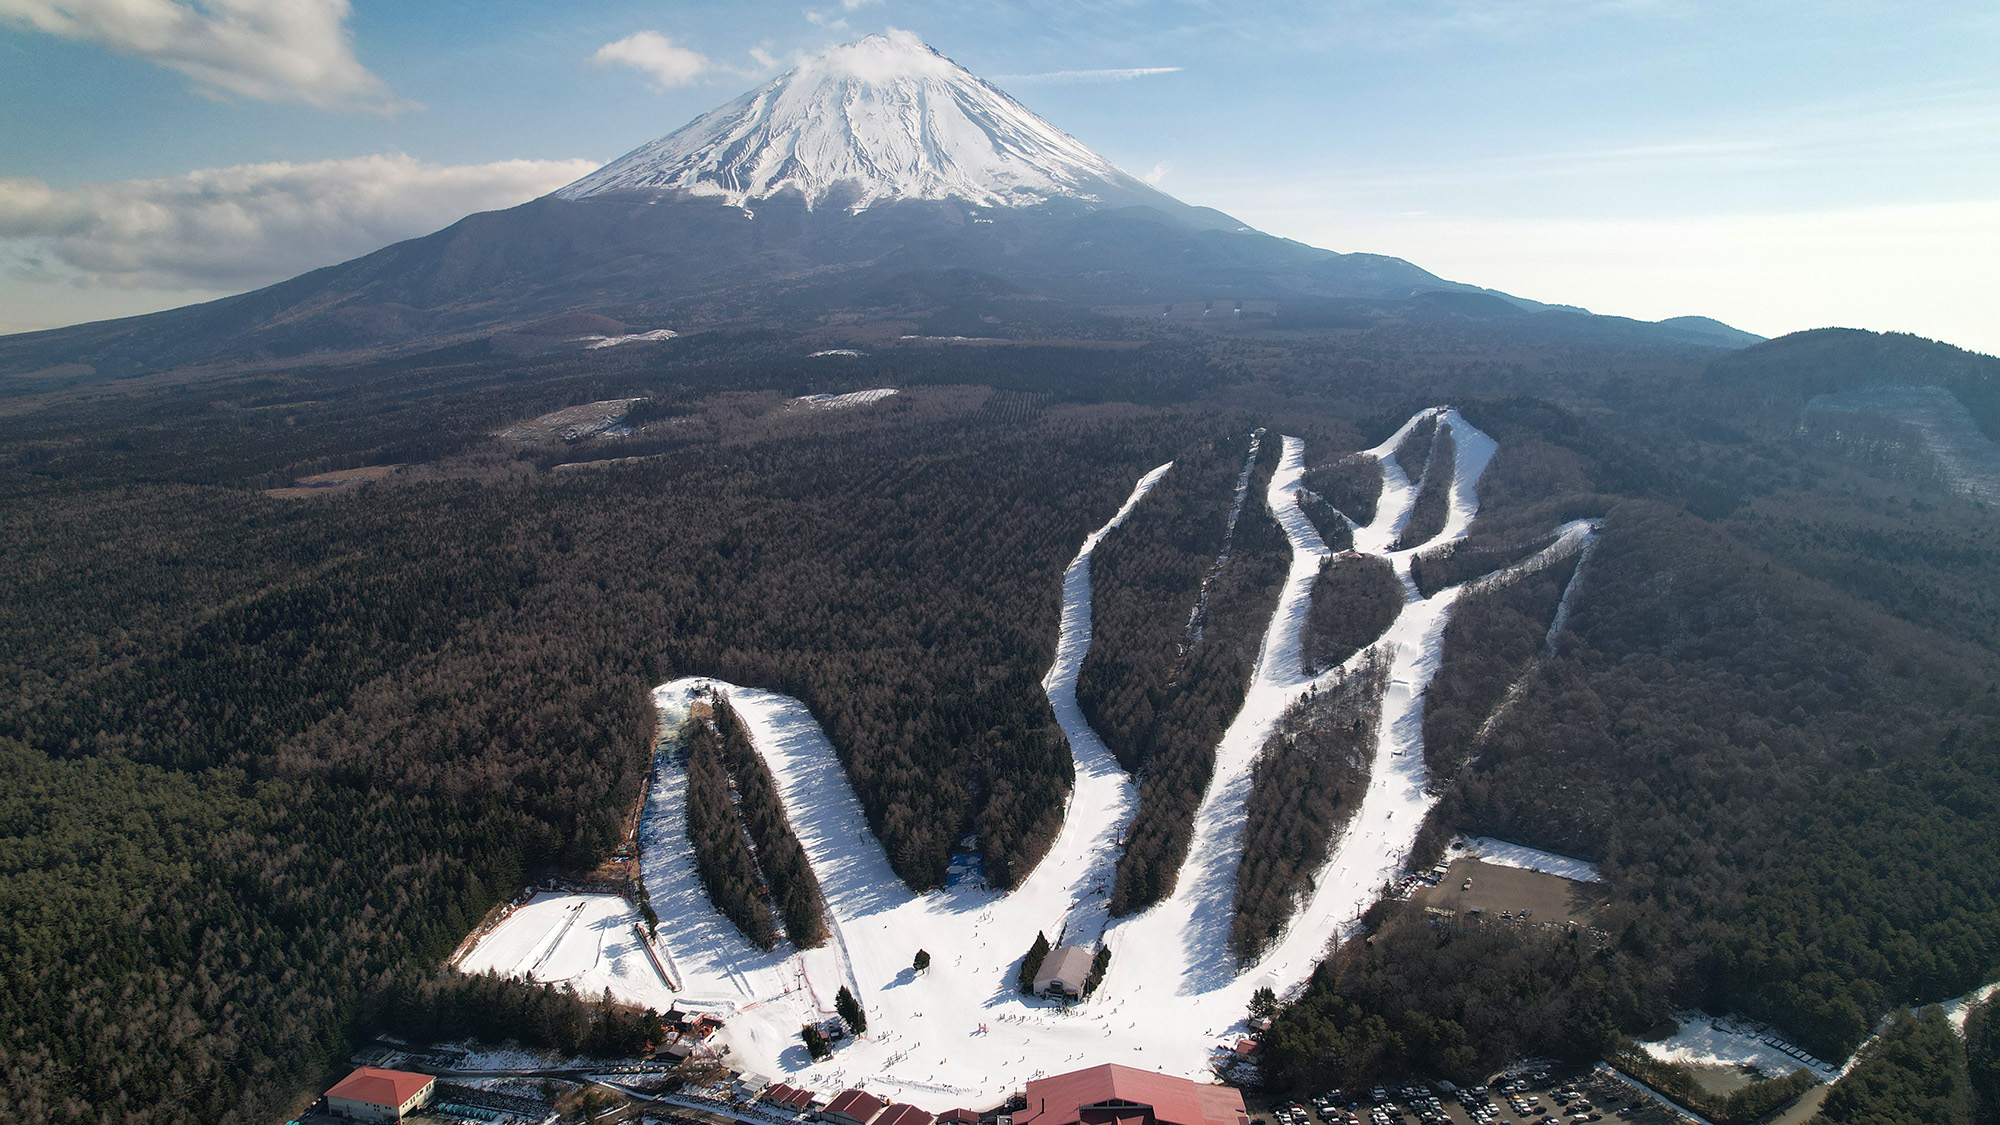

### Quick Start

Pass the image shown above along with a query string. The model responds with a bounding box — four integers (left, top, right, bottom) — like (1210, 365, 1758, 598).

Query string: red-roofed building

(875, 1104, 936, 1125)
(765, 1083, 820, 1112)
(824, 1088, 889, 1125)
(938, 1110, 980, 1124)
(1014, 1065, 1247, 1125)
(325, 1067, 436, 1122)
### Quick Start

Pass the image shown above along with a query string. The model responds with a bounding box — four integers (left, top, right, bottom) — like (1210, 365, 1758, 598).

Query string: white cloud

(588, 30, 714, 89)
(994, 66, 1182, 85)
(0, 0, 398, 110)
(0, 154, 599, 293)
(1145, 162, 1171, 186)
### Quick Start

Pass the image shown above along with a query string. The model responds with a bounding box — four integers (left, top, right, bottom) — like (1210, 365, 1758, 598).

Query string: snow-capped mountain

(555, 31, 1155, 212)
(10, 32, 1689, 380)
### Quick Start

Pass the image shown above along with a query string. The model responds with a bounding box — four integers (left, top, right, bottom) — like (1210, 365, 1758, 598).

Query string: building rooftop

(876, 1103, 937, 1125)
(326, 1066, 434, 1108)
(1033, 945, 1094, 995)
(826, 1088, 889, 1123)
(1015, 1064, 1247, 1125)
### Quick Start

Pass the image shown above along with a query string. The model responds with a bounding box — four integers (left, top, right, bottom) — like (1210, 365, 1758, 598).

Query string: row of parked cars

(1268, 1071, 1624, 1125)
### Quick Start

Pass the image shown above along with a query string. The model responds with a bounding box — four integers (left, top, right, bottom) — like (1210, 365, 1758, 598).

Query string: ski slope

(459, 893, 677, 1005)
(459, 407, 1605, 1107)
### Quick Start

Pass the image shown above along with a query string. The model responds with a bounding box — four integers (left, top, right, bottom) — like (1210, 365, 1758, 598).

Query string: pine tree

(1084, 947, 1111, 997)
(1250, 986, 1278, 1020)
(1019, 931, 1051, 994)
(801, 1025, 832, 1061)
(836, 986, 867, 1034)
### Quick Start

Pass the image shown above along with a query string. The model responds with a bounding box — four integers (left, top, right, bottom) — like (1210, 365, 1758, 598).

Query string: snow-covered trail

(1031, 461, 1173, 945)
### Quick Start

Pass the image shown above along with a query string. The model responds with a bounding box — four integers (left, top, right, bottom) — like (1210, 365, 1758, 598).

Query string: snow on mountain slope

(555, 30, 1153, 211)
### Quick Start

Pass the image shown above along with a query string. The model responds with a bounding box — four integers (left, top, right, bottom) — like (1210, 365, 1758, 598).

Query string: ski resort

(455, 407, 1611, 1109)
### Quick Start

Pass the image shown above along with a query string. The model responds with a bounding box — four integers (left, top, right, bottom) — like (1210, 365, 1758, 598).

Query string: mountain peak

(553, 31, 1148, 212)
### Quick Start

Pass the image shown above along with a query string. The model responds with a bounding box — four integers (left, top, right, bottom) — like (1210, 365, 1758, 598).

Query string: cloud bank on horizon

(0, 155, 596, 291)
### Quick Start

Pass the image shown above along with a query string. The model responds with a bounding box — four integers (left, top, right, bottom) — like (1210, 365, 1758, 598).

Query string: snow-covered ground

(1450, 837, 1605, 884)
(458, 406, 1610, 1108)
(494, 398, 643, 442)
(810, 349, 866, 358)
(582, 328, 678, 349)
(791, 388, 899, 410)
(458, 892, 677, 1007)
(1638, 1012, 1838, 1082)
(1944, 981, 2000, 1033)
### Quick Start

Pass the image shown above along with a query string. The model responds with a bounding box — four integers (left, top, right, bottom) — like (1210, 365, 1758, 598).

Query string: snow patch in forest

(581, 329, 679, 349)
(1943, 981, 2000, 1033)
(1639, 1012, 1838, 1082)
(791, 388, 899, 410)
(1451, 836, 1604, 884)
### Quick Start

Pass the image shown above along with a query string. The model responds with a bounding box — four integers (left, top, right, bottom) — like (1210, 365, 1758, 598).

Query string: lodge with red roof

(324, 1066, 436, 1122)
(763, 1082, 822, 1112)
(1013, 1064, 1249, 1125)
(823, 1088, 891, 1125)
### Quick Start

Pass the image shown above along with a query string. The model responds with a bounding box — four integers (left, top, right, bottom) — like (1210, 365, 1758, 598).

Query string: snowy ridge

(556, 31, 1146, 212)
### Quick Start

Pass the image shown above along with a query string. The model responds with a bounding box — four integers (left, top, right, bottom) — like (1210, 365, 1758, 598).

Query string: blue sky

(2, 0, 1996, 352)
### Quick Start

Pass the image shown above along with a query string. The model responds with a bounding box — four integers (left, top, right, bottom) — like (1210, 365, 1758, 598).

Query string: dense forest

(1232, 655, 1387, 963)
(1969, 994, 1999, 1125)
(1300, 453, 1382, 548)
(1814, 1008, 1971, 1125)
(1303, 555, 1403, 675)
(682, 716, 780, 950)
(1078, 437, 1294, 915)
(1263, 376, 2000, 1090)
(4, 310, 2000, 1123)
(1419, 550, 1581, 778)
(712, 697, 829, 948)
(0, 366, 1196, 1123)
(1260, 917, 1673, 1090)
(1391, 424, 1456, 550)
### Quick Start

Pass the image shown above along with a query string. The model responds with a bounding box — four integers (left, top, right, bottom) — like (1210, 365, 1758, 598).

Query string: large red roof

(826, 1088, 889, 1124)
(1016, 1065, 1246, 1125)
(876, 1103, 936, 1125)
(326, 1066, 434, 1107)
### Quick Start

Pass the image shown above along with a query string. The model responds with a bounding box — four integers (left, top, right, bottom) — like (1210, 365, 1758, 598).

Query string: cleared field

(262, 464, 402, 498)
(1410, 857, 1608, 927)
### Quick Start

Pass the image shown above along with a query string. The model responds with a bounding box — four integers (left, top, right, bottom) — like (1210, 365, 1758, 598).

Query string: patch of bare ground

(1406, 857, 1611, 930)
(262, 464, 404, 498)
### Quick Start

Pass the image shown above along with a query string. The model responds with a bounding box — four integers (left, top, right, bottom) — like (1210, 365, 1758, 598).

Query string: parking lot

(1251, 1067, 1704, 1125)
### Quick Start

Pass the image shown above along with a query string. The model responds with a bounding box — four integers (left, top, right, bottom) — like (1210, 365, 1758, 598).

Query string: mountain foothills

(2, 31, 1999, 1125)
